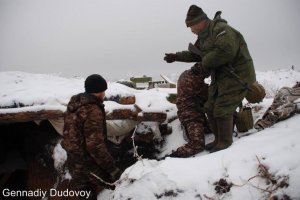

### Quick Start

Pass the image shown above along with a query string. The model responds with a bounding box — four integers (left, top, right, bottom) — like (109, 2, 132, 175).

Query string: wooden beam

(104, 95, 136, 105)
(106, 109, 138, 120)
(0, 110, 64, 123)
(0, 95, 136, 110)
(0, 109, 167, 123)
(137, 112, 167, 123)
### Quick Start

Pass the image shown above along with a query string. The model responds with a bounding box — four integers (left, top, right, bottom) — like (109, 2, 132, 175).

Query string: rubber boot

(210, 116, 233, 153)
(205, 113, 218, 151)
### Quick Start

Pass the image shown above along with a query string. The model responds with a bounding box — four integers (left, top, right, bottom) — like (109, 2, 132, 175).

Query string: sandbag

(106, 120, 137, 144)
(236, 106, 253, 132)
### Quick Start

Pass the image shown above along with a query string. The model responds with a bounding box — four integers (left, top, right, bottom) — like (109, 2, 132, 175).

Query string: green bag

(245, 81, 266, 103)
(236, 106, 254, 132)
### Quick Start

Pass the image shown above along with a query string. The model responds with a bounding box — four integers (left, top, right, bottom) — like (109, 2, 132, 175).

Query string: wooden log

(0, 109, 167, 123)
(0, 110, 64, 123)
(106, 109, 138, 120)
(0, 95, 136, 110)
(118, 96, 136, 104)
(137, 112, 167, 123)
(104, 95, 136, 105)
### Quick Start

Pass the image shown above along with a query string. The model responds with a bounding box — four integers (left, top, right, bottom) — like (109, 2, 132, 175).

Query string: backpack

(245, 81, 266, 103)
(236, 106, 253, 132)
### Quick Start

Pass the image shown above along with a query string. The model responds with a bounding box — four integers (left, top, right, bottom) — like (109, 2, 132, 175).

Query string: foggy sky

(1, 0, 299, 81)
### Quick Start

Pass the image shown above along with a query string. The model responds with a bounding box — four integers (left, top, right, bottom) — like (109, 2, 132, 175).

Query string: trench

(0, 121, 60, 199)
(0, 120, 159, 199)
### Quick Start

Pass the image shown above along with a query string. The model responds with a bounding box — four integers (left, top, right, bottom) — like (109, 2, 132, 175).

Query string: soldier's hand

(110, 167, 122, 181)
(164, 53, 177, 63)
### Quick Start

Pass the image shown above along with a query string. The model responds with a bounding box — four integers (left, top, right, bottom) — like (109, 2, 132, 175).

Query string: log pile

(0, 95, 167, 123)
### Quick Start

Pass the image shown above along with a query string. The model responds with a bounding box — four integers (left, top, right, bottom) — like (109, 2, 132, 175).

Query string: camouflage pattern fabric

(176, 121, 205, 157)
(62, 93, 118, 194)
(255, 85, 300, 130)
(66, 155, 110, 199)
(175, 65, 208, 157)
(176, 17, 256, 119)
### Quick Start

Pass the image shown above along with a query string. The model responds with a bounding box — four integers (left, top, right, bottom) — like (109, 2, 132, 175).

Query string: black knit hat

(84, 74, 107, 93)
(185, 5, 208, 27)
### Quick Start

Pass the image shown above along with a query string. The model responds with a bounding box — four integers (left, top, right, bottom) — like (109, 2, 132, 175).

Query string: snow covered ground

(106, 114, 300, 200)
(0, 69, 299, 199)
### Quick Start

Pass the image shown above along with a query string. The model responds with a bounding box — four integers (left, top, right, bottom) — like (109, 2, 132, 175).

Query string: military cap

(185, 5, 208, 27)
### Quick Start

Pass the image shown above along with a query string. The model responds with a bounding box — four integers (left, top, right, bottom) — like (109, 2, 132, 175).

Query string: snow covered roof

(0, 71, 177, 123)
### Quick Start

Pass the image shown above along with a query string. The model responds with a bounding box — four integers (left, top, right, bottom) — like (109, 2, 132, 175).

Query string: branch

(131, 126, 144, 164)
(90, 172, 121, 187)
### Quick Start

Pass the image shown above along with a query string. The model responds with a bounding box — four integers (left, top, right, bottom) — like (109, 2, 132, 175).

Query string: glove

(110, 167, 122, 181)
(164, 53, 177, 63)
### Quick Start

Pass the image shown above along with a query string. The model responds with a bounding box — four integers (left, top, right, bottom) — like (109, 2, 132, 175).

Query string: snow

(0, 69, 300, 199)
(52, 140, 67, 171)
(256, 69, 300, 98)
(109, 115, 300, 200)
(0, 71, 177, 119)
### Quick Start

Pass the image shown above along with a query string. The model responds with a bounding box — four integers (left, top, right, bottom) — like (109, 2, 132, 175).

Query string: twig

(203, 193, 226, 200)
(203, 194, 215, 200)
(91, 127, 147, 190)
(213, 155, 289, 199)
(90, 172, 121, 187)
(131, 125, 144, 164)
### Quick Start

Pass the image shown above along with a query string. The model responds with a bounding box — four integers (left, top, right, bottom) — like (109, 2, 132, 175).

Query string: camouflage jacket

(176, 17, 256, 96)
(62, 93, 116, 173)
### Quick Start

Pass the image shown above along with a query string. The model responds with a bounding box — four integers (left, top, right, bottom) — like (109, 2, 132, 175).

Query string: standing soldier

(168, 63, 209, 157)
(164, 5, 256, 152)
(62, 74, 121, 199)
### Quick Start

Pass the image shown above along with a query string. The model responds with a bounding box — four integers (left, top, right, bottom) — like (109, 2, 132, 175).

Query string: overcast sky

(0, 0, 299, 81)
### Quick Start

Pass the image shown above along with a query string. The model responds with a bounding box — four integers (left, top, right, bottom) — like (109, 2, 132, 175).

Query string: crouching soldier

(168, 63, 209, 157)
(62, 74, 122, 200)
(255, 82, 300, 130)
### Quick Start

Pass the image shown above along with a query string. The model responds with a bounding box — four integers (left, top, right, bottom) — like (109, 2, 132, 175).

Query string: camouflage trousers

(66, 155, 111, 200)
(176, 121, 205, 157)
(176, 68, 208, 124)
(175, 68, 207, 157)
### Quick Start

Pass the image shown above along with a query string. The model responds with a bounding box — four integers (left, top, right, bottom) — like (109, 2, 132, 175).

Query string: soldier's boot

(172, 121, 205, 157)
(210, 116, 233, 153)
(205, 113, 218, 151)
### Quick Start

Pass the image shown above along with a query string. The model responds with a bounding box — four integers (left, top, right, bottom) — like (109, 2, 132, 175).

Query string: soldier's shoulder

(77, 103, 102, 119)
(212, 19, 229, 34)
